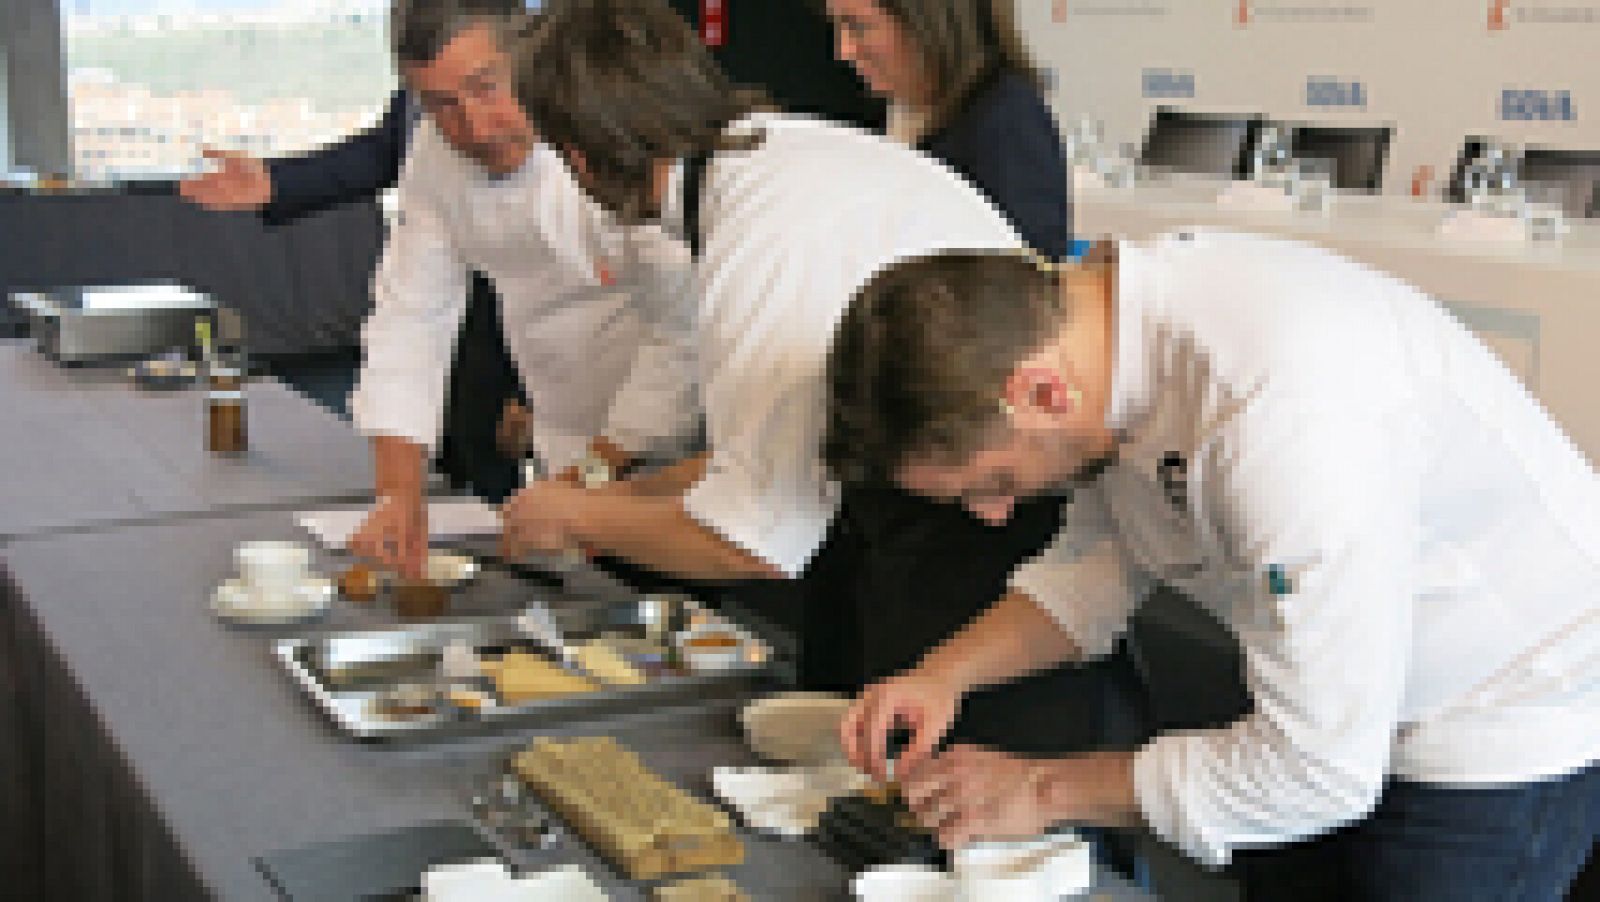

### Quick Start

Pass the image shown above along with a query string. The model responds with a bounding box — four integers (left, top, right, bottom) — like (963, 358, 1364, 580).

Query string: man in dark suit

(178, 87, 524, 502)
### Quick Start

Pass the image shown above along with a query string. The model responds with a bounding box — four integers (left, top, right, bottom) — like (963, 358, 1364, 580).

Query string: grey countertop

(2, 506, 1149, 900)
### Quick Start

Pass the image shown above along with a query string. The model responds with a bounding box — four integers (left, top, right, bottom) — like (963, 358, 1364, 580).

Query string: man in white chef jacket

(822, 235, 1599, 899)
(347, 0, 694, 577)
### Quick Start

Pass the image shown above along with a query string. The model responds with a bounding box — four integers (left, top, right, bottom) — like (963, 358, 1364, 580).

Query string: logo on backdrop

(1053, 2, 1171, 18)
(1143, 68, 1196, 100)
(1306, 77, 1367, 109)
(1492, 2, 1600, 27)
(1235, 2, 1374, 25)
(1500, 88, 1578, 121)
(1489, 0, 1512, 29)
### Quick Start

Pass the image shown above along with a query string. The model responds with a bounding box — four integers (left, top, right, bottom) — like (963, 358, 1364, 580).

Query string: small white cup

(234, 541, 311, 606)
(852, 864, 955, 902)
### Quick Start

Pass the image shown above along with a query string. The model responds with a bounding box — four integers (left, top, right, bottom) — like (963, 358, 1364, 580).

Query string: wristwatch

(576, 454, 617, 489)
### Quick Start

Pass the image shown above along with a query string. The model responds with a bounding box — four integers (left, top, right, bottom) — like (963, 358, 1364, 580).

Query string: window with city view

(62, 0, 393, 180)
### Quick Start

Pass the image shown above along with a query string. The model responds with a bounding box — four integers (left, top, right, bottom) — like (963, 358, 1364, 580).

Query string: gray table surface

(0, 341, 374, 542)
(1, 507, 1151, 901)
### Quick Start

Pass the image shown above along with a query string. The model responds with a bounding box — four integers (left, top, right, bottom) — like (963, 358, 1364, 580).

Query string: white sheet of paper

(1437, 209, 1529, 243)
(296, 498, 503, 549)
(1215, 180, 1295, 213)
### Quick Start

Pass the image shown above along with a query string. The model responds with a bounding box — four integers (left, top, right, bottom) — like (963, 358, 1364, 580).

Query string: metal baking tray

(274, 601, 780, 742)
(12, 283, 215, 363)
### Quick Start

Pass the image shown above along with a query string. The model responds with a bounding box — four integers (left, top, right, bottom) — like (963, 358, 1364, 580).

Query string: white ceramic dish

(234, 541, 313, 596)
(127, 357, 200, 390)
(423, 860, 606, 902)
(211, 577, 333, 625)
(711, 763, 868, 837)
(674, 623, 758, 675)
(739, 692, 853, 765)
(952, 833, 1092, 900)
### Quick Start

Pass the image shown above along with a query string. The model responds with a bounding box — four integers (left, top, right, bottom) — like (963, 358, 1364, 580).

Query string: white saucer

(211, 577, 334, 624)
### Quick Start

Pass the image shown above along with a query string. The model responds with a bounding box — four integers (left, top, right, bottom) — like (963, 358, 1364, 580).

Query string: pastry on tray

(482, 651, 600, 704)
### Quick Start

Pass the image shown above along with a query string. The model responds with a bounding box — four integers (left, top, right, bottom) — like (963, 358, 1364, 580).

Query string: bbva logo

(1306, 77, 1367, 109)
(1489, 0, 1512, 30)
(1500, 88, 1577, 121)
(1143, 69, 1196, 100)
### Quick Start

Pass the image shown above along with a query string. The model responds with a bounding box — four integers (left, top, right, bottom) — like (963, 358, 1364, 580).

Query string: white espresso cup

(234, 541, 312, 606)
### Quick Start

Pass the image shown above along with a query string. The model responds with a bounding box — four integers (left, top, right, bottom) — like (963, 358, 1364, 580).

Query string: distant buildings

(71, 71, 377, 178)
(65, 3, 388, 179)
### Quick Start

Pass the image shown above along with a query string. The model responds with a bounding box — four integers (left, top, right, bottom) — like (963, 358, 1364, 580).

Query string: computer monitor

(1138, 107, 1261, 179)
(1290, 125, 1393, 193)
(1517, 147, 1600, 218)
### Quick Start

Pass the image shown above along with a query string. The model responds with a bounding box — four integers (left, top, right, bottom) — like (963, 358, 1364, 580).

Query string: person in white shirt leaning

(825, 237, 1599, 900)
(494, 0, 1026, 585)
(347, 0, 695, 578)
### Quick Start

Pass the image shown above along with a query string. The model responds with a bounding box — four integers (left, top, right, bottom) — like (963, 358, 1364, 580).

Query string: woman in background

(807, 0, 1141, 757)
(827, 0, 1070, 257)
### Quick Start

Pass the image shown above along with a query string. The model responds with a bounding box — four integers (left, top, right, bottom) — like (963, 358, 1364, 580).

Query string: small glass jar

(205, 348, 248, 456)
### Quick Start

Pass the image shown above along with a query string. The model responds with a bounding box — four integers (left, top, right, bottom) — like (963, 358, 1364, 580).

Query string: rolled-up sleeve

(682, 365, 838, 577)
(348, 148, 469, 453)
(1010, 485, 1153, 660)
(1133, 395, 1422, 868)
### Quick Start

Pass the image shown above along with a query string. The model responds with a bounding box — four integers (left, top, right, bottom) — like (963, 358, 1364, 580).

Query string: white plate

(712, 763, 868, 837)
(211, 577, 333, 625)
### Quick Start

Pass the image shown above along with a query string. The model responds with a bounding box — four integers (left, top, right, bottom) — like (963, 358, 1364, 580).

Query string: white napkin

(1215, 180, 1295, 213)
(1437, 209, 1529, 243)
(295, 498, 503, 549)
(423, 861, 608, 901)
(854, 834, 1093, 902)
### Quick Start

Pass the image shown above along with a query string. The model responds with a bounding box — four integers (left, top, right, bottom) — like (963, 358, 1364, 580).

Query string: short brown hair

(845, 0, 1044, 137)
(513, 0, 768, 223)
(391, 0, 526, 66)
(824, 250, 1065, 486)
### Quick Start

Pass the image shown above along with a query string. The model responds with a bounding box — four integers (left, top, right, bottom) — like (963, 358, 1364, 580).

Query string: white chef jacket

(1011, 229, 1600, 867)
(350, 120, 696, 472)
(670, 113, 1024, 577)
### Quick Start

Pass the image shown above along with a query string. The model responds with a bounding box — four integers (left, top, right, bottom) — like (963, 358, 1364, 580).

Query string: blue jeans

(1237, 761, 1600, 902)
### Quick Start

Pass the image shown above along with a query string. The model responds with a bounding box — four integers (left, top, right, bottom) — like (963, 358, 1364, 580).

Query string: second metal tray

(274, 600, 779, 742)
